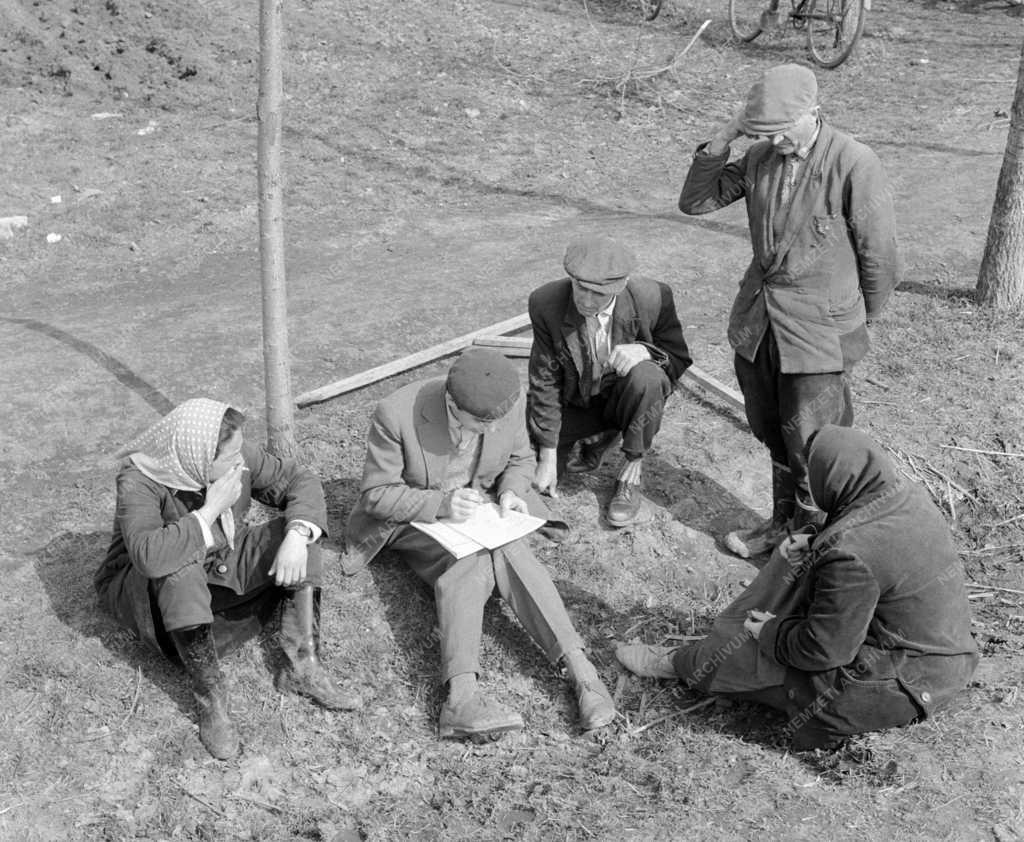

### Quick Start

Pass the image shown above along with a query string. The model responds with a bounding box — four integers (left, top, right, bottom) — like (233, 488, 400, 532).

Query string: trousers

(386, 526, 585, 684)
(559, 360, 674, 460)
(734, 328, 853, 497)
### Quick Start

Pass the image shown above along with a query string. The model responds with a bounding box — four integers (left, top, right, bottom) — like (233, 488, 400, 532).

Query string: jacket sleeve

(845, 150, 900, 321)
(645, 282, 692, 383)
(678, 144, 750, 215)
(246, 442, 329, 536)
(116, 470, 208, 579)
(496, 395, 536, 499)
(758, 549, 879, 672)
(527, 291, 566, 450)
(358, 399, 447, 523)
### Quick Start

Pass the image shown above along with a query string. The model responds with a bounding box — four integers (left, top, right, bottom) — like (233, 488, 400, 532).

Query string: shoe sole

(438, 722, 523, 741)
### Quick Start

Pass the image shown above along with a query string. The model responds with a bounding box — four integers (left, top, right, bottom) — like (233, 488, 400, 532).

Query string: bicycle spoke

(806, 0, 865, 68)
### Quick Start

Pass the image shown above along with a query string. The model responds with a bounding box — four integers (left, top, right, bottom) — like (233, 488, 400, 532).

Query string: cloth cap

(446, 349, 521, 421)
(741, 63, 818, 136)
(563, 235, 635, 294)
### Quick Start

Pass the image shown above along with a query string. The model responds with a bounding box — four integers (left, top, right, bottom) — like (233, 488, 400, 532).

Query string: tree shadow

(896, 279, 979, 302)
(32, 530, 194, 719)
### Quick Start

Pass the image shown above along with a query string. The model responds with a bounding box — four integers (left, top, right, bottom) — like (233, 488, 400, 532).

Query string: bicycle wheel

(641, 0, 664, 20)
(805, 0, 866, 68)
(729, 0, 766, 41)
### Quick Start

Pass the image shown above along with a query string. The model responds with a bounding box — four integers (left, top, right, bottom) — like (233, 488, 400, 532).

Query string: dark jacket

(759, 426, 978, 726)
(95, 442, 327, 651)
(527, 275, 692, 449)
(342, 379, 555, 574)
(679, 122, 900, 373)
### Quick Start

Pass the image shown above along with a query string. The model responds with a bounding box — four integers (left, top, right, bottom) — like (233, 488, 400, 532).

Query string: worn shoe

(169, 625, 240, 760)
(607, 481, 644, 527)
(615, 643, 678, 679)
(576, 678, 617, 730)
(567, 430, 621, 473)
(438, 692, 524, 740)
(278, 661, 363, 711)
(279, 584, 363, 711)
(723, 517, 789, 559)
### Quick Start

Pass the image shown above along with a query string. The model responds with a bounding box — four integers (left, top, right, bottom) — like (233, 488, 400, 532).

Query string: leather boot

(169, 624, 240, 760)
(724, 461, 795, 559)
(563, 653, 616, 730)
(279, 585, 362, 711)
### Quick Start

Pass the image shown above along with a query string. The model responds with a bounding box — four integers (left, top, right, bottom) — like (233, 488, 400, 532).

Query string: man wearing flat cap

(678, 63, 900, 558)
(527, 234, 692, 526)
(344, 349, 616, 740)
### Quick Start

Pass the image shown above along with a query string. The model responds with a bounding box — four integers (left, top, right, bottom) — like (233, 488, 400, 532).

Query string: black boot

(169, 624, 240, 760)
(279, 585, 362, 711)
(725, 461, 795, 558)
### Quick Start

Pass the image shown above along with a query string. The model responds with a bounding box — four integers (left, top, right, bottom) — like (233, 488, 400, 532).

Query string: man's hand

(533, 447, 559, 499)
(707, 105, 747, 156)
(743, 609, 776, 640)
(608, 343, 651, 377)
(199, 462, 244, 525)
(270, 530, 308, 587)
(499, 490, 529, 517)
(448, 488, 485, 522)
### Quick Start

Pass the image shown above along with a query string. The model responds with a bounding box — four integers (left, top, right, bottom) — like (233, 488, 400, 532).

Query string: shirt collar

(594, 296, 616, 321)
(793, 121, 821, 161)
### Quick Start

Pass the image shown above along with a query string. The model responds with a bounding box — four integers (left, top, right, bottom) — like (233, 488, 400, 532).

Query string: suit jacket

(679, 122, 901, 373)
(527, 275, 692, 450)
(342, 378, 555, 574)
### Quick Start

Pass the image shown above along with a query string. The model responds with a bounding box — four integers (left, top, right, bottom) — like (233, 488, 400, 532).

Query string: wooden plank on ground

(295, 313, 532, 407)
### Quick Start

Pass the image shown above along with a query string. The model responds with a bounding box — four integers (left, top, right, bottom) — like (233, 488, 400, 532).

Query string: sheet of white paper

(408, 520, 483, 559)
(446, 502, 545, 550)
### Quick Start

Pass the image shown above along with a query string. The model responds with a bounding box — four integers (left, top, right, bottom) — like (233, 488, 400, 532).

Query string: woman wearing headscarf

(616, 425, 978, 750)
(95, 398, 359, 759)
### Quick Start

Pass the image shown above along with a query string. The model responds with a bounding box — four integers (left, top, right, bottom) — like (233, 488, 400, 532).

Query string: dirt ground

(2, 0, 1024, 839)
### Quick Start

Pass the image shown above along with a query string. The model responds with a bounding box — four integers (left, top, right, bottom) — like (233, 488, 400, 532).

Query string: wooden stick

(965, 582, 1024, 596)
(295, 313, 532, 407)
(300, 315, 746, 414)
(630, 697, 716, 735)
(939, 444, 1024, 458)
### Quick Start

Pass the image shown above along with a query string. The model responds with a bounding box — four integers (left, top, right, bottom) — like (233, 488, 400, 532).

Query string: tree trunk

(977, 40, 1024, 311)
(258, 0, 297, 457)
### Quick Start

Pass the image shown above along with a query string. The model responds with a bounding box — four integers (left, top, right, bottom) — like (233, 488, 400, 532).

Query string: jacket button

(787, 689, 796, 700)
(921, 691, 932, 704)
(216, 564, 228, 574)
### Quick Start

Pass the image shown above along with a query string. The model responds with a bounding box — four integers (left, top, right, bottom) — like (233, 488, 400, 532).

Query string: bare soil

(2, 0, 1023, 840)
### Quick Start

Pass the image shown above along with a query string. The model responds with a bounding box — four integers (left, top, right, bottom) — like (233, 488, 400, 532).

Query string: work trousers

(672, 641, 922, 751)
(559, 360, 674, 460)
(734, 328, 853, 500)
(386, 526, 585, 685)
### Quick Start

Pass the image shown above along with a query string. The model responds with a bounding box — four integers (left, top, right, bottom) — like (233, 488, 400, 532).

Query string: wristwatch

(287, 522, 315, 542)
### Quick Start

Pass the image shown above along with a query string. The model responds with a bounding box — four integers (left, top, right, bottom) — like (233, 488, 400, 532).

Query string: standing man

(344, 349, 616, 740)
(678, 63, 900, 558)
(528, 234, 692, 527)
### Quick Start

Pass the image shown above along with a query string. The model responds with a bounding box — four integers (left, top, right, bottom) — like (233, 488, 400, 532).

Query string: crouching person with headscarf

(616, 425, 978, 750)
(95, 398, 360, 759)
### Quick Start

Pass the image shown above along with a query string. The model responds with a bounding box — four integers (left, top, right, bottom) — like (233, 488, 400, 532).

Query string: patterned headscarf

(118, 398, 236, 548)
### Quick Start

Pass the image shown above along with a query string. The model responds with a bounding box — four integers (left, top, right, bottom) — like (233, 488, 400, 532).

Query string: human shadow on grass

(32, 530, 195, 720)
(33, 529, 288, 734)
(557, 448, 765, 551)
(363, 539, 647, 736)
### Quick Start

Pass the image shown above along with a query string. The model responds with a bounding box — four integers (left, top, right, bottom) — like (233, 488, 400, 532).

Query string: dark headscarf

(807, 425, 904, 527)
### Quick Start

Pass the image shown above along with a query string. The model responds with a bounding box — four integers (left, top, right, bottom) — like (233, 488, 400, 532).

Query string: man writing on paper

(344, 349, 616, 740)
